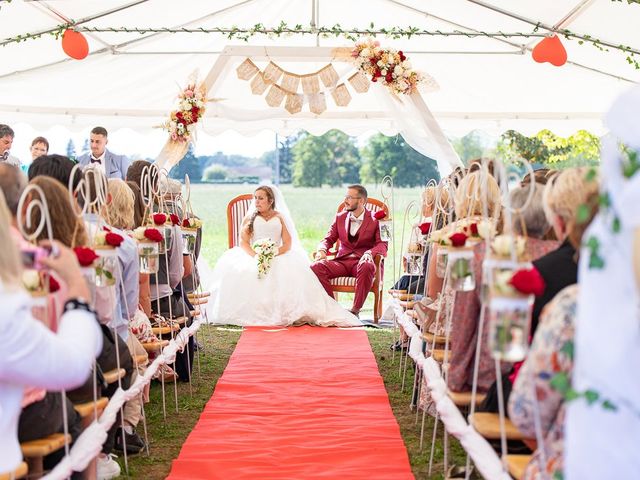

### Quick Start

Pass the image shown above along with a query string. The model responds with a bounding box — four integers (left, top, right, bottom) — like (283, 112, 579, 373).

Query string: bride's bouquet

(253, 238, 278, 279)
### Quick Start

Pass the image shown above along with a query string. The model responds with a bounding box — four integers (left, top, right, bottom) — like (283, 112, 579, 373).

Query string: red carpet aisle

(167, 326, 414, 479)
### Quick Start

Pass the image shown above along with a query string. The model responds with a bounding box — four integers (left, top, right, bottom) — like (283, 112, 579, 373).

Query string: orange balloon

(532, 34, 567, 67)
(61, 29, 89, 60)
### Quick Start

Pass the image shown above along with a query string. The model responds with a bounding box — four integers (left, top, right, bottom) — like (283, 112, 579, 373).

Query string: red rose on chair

(510, 267, 546, 296)
(374, 210, 387, 220)
(170, 214, 180, 226)
(74, 247, 99, 267)
(144, 228, 163, 242)
(418, 222, 432, 235)
(152, 213, 167, 226)
(449, 232, 468, 247)
(469, 223, 479, 237)
(105, 232, 124, 247)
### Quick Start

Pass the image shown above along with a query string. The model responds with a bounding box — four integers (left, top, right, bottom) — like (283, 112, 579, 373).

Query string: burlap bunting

(348, 71, 370, 93)
(236, 58, 259, 81)
(308, 92, 327, 114)
(284, 93, 303, 114)
(331, 83, 351, 107)
(265, 84, 286, 107)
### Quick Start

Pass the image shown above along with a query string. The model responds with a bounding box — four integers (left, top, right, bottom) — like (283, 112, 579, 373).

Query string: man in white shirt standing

(0, 124, 21, 168)
(77, 126, 130, 180)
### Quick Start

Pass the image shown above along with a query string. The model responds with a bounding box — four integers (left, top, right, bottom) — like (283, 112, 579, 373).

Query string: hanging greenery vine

(1, 19, 639, 69)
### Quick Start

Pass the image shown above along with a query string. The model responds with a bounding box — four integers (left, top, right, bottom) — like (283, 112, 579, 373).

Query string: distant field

(190, 184, 424, 315)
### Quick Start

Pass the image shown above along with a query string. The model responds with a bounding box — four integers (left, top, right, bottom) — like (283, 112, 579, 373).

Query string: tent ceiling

(1, 0, 638, 137)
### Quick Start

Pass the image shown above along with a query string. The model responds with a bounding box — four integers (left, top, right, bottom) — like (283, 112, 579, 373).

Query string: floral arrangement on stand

(162, 80, 207, 143)
(351, 38, 432, 95)
(253, 238, 278, 279)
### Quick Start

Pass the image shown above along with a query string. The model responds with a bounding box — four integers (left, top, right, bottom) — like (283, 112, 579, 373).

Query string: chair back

(227, 193, 253, 248)
(333, 197, 388, 253)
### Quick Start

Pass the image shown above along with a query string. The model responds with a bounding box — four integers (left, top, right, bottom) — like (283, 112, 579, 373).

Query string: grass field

(191, 184, 424, 315)
(125, 326, 466, 479)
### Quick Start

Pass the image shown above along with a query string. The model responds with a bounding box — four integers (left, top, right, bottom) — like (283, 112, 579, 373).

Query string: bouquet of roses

(253, 238, 278, 279)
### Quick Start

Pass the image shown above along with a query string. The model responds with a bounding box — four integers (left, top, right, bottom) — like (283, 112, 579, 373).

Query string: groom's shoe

(349, 309, 360, 319)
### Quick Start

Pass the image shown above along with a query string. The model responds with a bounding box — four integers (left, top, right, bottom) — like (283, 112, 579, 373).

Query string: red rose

(370, 58, 377, 65)
(105, 232, 124, 247)
(182, 218, 190, 228)
(48, 275, 60, 293)
(74, 246, 99, 267)
(152, 213, 167, 226)
(399, 51, 406, 61)
(385, 73, 393, 83)
(469, 223, 479, 237)
(191, 106, 199, 116)
(419, 222, 431, 235)
(144, 228, 163, 242)
(510, 268, 546, 296)
(371, 77, 378, 83)
(449, 232, 468, 247)
(170, 214, 180, 226)
(374, 210, 387, 220)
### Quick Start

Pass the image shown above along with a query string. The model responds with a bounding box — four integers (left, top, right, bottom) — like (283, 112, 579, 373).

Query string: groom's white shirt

(349, 211, 365, 236)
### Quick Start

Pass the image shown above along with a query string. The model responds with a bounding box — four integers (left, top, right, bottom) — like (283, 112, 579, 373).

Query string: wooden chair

(227, 193, 254, 248)
(469, 412, 528, 441)
(326, 198, 388, 323)
(447, 389, 486, 407)
(0, 462, 27, 480)
(21, 433, 71, 478)
(506, 454, 531, 479)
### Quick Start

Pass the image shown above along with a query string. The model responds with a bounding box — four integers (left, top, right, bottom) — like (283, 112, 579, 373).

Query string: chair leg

(373, 290, 380, 324)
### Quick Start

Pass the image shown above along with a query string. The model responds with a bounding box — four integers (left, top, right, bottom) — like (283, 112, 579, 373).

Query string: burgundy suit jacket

(318, 209, 388, 260)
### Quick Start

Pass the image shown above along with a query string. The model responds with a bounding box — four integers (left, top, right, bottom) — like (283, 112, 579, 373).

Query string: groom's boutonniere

(374, 210, 387, 220)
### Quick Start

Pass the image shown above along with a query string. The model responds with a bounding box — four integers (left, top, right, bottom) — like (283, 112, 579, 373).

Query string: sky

(10, 123, 279, 165)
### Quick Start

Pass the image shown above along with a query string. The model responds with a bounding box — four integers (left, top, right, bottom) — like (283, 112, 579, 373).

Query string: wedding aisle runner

(167, 326, 413, 479)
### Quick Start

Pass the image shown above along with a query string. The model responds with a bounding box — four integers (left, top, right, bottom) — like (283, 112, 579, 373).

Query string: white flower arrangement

(351, 38, 425, 95)
(253, 238, 278, 279)
(22, 269, 41, 292)
(132, 227, 147, 241)
(182, 217, 203, 229)
(491, 234, 527, 258)
(162, 79, 207, 143)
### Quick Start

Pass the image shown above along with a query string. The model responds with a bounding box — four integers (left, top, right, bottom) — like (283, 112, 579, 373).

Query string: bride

(206, 185, 360, 327)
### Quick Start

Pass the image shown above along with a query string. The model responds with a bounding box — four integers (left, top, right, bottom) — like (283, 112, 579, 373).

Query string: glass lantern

(488, 295, 533, 362)
(158, 225, 173, 255)
(81, 267, 97, 306)
(95, 247, 117, 287)
(138, 241, 159, 274)
(481, 258, 531, 303)
(182, 228, 197, 255)
(436, 247, 449, 278)
(378, 220, 393, 242)
(449, 248, 475, 292)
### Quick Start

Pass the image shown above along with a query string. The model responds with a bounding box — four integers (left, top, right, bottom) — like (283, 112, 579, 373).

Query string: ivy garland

(1, 19, 640, 70)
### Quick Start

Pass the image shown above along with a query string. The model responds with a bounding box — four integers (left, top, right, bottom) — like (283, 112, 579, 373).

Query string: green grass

(192, 184, 424, 314)
(124, 327, 466, 479)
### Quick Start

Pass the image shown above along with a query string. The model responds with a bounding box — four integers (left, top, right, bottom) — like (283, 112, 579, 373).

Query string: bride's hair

(246, 185, 276, 235)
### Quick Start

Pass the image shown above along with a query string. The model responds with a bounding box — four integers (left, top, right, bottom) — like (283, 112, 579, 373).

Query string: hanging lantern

(488, 294, 533, 362)
(448, 248, 475, 292)
(182, 228, 198, 255)
(138, 241, 160, 274)
(436, 247, 449, 278)
(95, 247, 117, 287)
(61, 29, 89, 60)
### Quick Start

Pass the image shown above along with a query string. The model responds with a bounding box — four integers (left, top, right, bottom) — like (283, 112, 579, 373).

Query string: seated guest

(29, 175, 133, 477)
(448, 181, 558, 393)
(28, 154, 83, 191)
(479, 167, 599, 413)
(0, 190, 101, 476)
(30, 136, 49, 161)
(508, 172, 599, 480)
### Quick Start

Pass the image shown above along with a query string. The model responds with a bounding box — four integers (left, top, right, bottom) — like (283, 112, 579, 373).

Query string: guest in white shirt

(0, 190, 102, 475)
(76, 126, 130, 180)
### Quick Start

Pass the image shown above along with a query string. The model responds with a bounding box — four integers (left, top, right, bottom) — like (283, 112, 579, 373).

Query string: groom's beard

(345, 205, 357, 212)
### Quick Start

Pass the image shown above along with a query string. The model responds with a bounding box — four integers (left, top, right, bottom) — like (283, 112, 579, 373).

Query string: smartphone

(20, 245, 52, 270)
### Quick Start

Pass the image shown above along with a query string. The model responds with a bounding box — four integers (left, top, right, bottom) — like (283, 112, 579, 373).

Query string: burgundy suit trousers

(311, 256, 376, 312)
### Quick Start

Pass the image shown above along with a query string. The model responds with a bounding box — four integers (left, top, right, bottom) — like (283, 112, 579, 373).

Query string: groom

(311, 184, 388, 318)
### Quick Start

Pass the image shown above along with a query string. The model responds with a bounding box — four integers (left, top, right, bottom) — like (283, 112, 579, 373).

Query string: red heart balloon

(61, 29, 89, 60)
(532, 34, 567, 67)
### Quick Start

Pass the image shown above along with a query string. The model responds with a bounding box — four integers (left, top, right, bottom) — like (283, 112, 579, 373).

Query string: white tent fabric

(0, 0, 639, 149)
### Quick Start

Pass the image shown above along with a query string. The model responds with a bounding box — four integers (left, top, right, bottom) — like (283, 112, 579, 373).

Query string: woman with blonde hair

(105, 178, 135, 231)
(0, 188, 101, 476)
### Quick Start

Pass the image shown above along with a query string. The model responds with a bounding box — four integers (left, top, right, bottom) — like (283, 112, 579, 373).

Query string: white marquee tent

(1, 0, 639, 168)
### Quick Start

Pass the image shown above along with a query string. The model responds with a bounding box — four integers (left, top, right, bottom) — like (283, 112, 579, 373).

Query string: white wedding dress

(206, 213, 360, 327)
